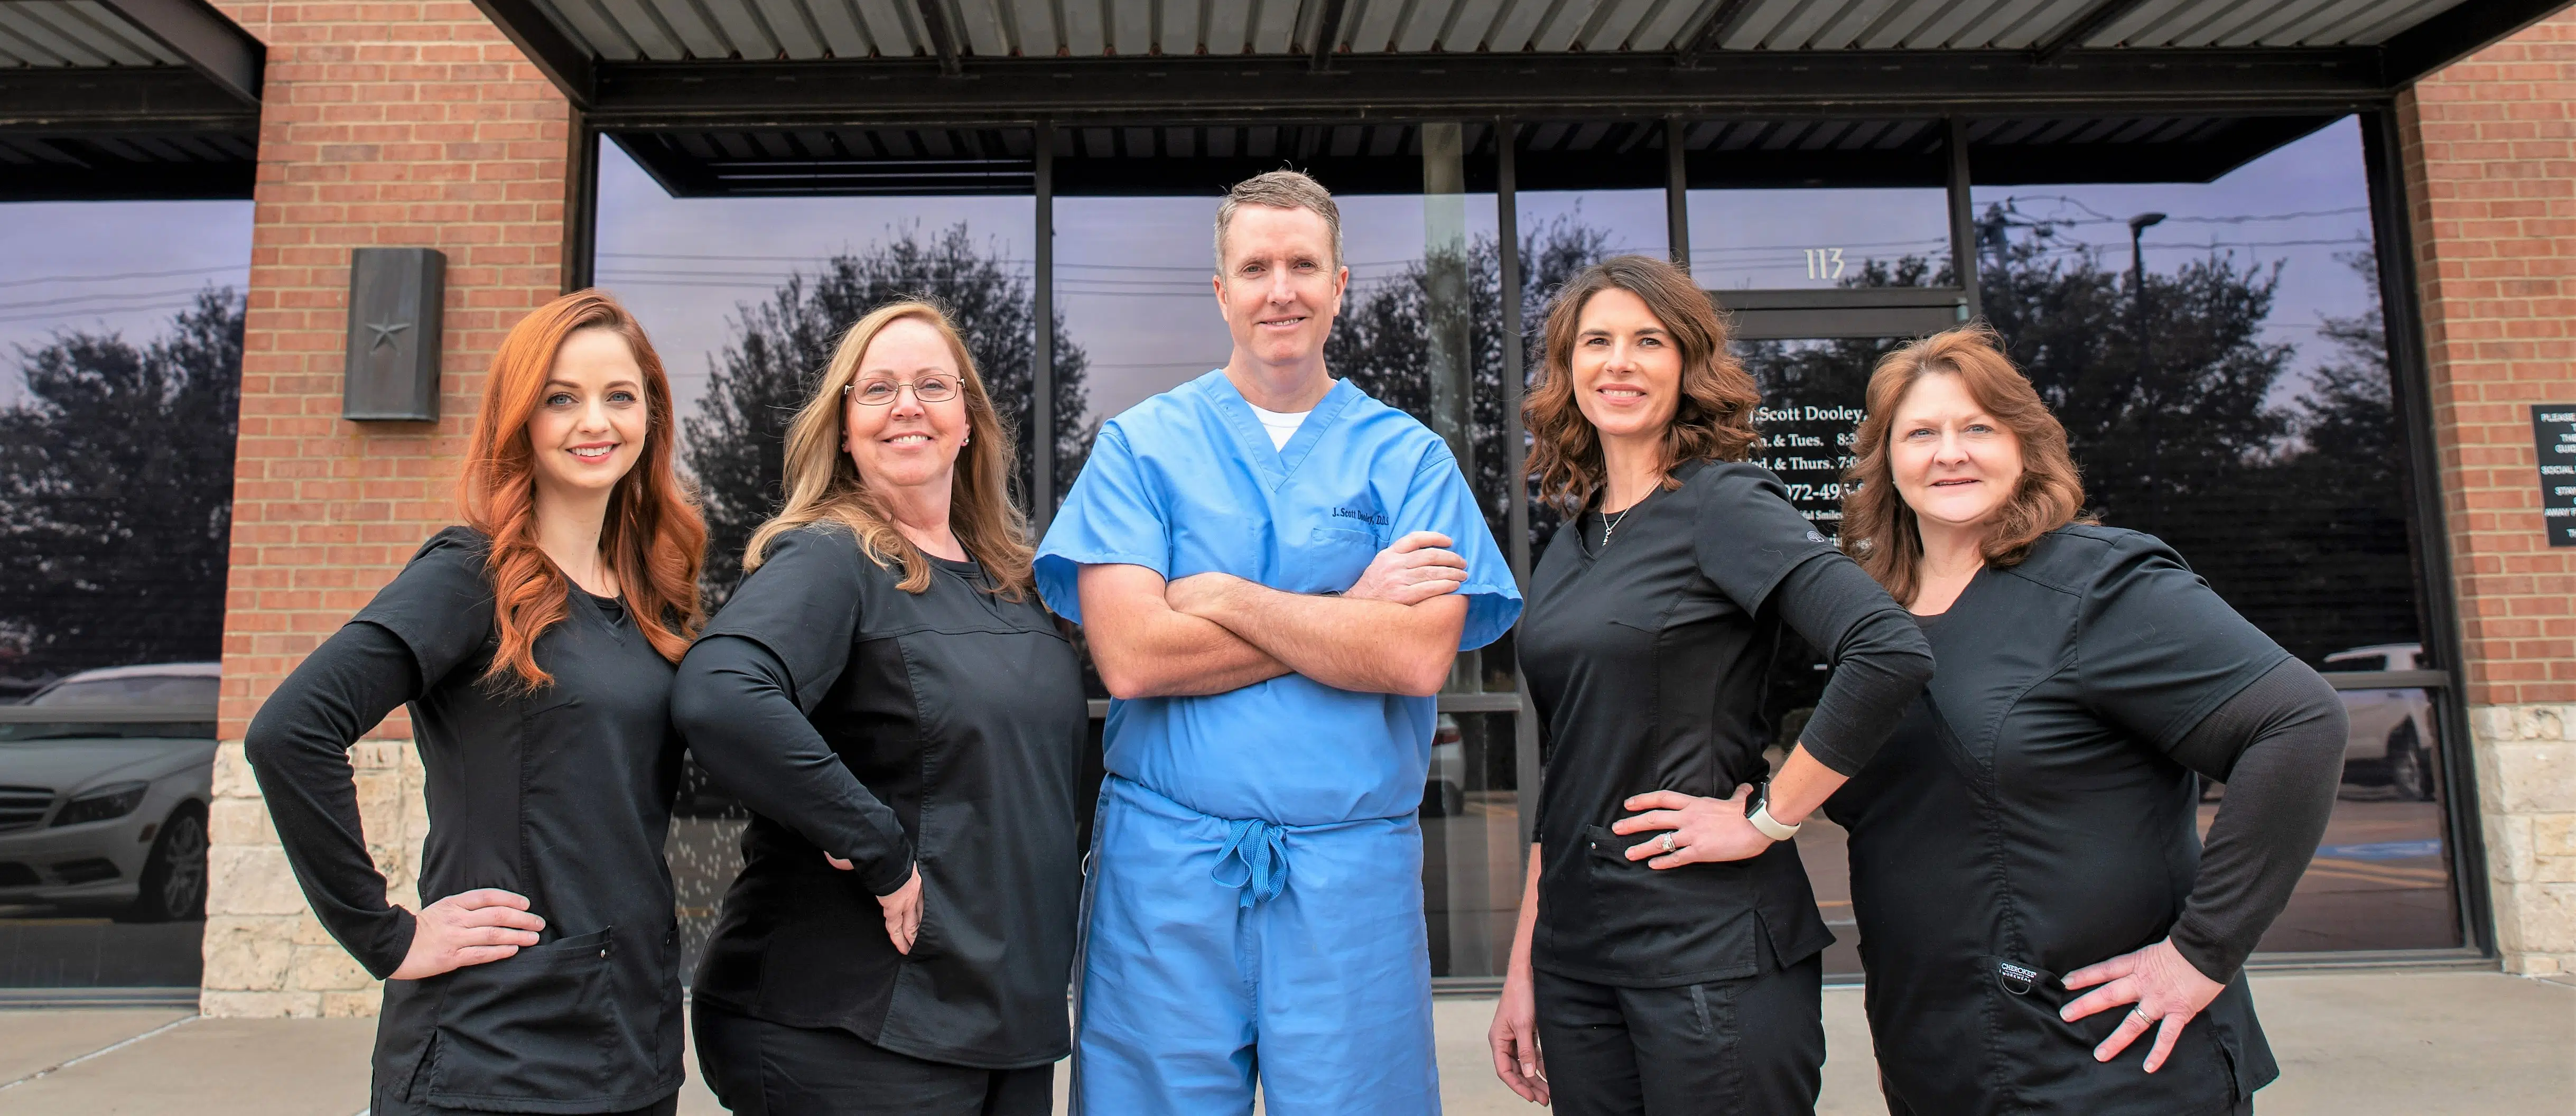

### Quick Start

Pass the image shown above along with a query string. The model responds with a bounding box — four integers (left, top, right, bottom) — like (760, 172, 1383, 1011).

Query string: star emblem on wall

(365, 320, 411, 351)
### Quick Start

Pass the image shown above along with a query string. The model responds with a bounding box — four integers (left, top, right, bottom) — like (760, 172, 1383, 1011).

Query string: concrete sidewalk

(0, 970, 2565, 1114)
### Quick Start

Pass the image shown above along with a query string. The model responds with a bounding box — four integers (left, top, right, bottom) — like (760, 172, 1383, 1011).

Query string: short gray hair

(1213, 170, 1344, 271)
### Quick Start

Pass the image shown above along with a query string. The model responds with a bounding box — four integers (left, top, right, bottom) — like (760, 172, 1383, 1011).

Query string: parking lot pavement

(2, 969, 2568, 1114)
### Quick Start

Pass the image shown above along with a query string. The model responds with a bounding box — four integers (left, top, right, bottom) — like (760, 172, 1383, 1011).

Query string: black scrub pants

(692, 1001, 1052, 1116)
(1533, 946, 1825, 1116)
(375, 1095, 678, 1116)
(1880, 1079, 2256, 1116)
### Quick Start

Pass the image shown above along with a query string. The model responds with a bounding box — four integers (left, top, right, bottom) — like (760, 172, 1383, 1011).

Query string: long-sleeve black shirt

(670, 523, 1089, 1070)
(1518, 459, 1936, 987)
(2162, 657, 2346, 979)
(1826, 525, 2341, 1113)
(242, 526, 686, 1113)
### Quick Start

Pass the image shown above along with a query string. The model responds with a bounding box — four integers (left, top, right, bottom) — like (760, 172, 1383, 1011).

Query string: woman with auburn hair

(1824, 326, 2345, 1114)
(669, 300, 1085, 1115)
(1487, 255, 1933, 1115)
(245, 290, 706, 1116)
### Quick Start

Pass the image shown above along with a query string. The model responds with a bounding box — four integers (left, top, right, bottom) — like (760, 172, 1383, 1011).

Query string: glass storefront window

(597, 111, 2464, 984)
(2230, 681, 2459, 953)
(1966, 117, 2419, 667)
(594, 134, 1048, 602)
(1423, 711, 1521, 979)
(1687, 187, 1952, 291)
(0, 198, 250, 988)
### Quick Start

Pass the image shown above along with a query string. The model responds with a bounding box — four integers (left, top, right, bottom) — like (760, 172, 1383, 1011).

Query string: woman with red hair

(246, 290, 706, 1116)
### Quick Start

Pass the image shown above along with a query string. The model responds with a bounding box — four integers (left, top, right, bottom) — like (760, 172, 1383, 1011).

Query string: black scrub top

(679, 524, 1086, 1070)
(254, 527, 686, 1115)
(1520, 460, 1851, 988)
(1827, 526, 2289, 1116)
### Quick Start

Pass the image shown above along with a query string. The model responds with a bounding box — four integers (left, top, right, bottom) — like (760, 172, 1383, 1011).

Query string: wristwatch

(1744, 781, 1802, 842)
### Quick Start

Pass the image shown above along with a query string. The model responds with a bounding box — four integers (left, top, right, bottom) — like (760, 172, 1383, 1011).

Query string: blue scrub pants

(1073, 776, 1440, 1116)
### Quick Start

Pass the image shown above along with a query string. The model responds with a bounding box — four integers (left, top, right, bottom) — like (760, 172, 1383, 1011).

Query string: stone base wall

(203, 741, 423, 1017)
(2472, 704, 2576, 975)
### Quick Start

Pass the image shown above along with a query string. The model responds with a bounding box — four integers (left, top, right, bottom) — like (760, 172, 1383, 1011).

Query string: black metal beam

(562, 108, 597, 292)
(0, 132, 255, 200)
(585, 46, 2390, 127)
(1674, 0, 1757, 68)
(2381, 0, 2575, 87)
(0, 156, 253, 201)
(1946, 116, 1979, 319)
(2030, 0, 2155, 65)
(466, 0, 596, 108)
(1309, 0, 1350, 72)
(1030, 123, 1054, 529)
(1665, 116, 1688, 268)
(913, 0, 961, 77)
(91, 0, 264, 106)
(0, 66, 258, 132)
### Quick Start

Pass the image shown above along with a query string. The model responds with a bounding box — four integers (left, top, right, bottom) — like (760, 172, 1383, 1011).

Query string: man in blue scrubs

(1036, 170, 1521, 1115)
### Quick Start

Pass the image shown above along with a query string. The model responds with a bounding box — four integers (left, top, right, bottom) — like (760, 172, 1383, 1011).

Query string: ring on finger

(1658, 833, 1676, 853)
(2128, 1008, 2152, 1025)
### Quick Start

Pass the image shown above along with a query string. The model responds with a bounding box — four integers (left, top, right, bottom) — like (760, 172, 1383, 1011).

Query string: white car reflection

(0, 662, 219, 920)
(2320, 644, 2437, 802)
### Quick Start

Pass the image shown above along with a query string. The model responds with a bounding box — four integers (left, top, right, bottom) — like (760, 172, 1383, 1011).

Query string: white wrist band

(1748, 803, 1803, 842)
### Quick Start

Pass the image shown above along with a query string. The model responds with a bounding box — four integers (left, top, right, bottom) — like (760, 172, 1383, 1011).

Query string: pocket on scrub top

(423, 927, 625, 1105)
(1574, 823, 1756, 973)
(1976, 953, 2234, 1113)
(1296, 525, 1380, 591)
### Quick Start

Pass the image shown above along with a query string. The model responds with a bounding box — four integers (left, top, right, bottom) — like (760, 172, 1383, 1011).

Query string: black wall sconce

(342, 247, 445, 422)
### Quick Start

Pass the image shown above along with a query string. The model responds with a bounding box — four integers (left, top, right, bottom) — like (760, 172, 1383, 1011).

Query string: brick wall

(200, 0, 571, 1017)
(2401, 11, 2576, 975)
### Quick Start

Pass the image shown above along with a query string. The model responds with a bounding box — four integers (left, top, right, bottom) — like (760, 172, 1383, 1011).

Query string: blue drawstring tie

(1211, 817, 1290, 907)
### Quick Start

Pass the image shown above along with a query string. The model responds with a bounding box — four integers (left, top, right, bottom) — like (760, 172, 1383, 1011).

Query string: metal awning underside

(523, 0, 2476, 62)
(0, 127, 257, 199)
(0, 0, 265, 200)
(468, 0, 2572, 143)
(613, 112, 2340, 197)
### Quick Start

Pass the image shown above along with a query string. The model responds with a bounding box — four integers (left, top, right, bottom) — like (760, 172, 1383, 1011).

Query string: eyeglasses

(844, 375, 961, 406)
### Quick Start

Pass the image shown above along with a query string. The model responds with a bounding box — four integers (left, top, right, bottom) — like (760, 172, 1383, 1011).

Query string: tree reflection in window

(1741, 214, 2417, 668)
(0, 290, 243, 699)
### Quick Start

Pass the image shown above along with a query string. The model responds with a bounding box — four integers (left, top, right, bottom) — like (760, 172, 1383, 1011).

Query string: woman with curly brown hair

(1824, 326, 2344, 1115)
(1485, 255, 1933, 1115)
(246, 290, 707, 1116)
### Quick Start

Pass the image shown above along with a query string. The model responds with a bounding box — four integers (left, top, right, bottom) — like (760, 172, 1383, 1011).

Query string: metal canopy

(612, 111, 2343, 197)
(0, 0, 265, 200)
(500, 0, 2571, 197)
(477, 0, 2569, 119)
(507, 0, 2489, 63)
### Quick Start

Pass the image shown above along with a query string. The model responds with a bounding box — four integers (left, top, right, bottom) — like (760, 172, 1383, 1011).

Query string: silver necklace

(1601, 503, 1635, 545)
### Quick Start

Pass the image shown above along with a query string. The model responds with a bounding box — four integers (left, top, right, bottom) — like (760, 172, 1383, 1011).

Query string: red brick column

(201, 0, 573, 1016)
(2401, 11, 2576, 976)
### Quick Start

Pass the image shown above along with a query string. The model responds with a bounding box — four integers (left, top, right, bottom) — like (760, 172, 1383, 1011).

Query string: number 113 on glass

(1804, 248, 1846, 281)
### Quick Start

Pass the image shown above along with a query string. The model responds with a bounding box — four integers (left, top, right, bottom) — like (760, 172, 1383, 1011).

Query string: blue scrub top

(1037, 370, 1522, 827)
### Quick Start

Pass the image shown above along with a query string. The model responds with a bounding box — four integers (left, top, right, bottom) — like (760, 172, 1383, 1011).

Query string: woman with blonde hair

(1824, 326, 2345, 1114)
(1488, 255, 1934, 1114)
(671, 300, 1086, 1115)
(247, 290, 706, 1115)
